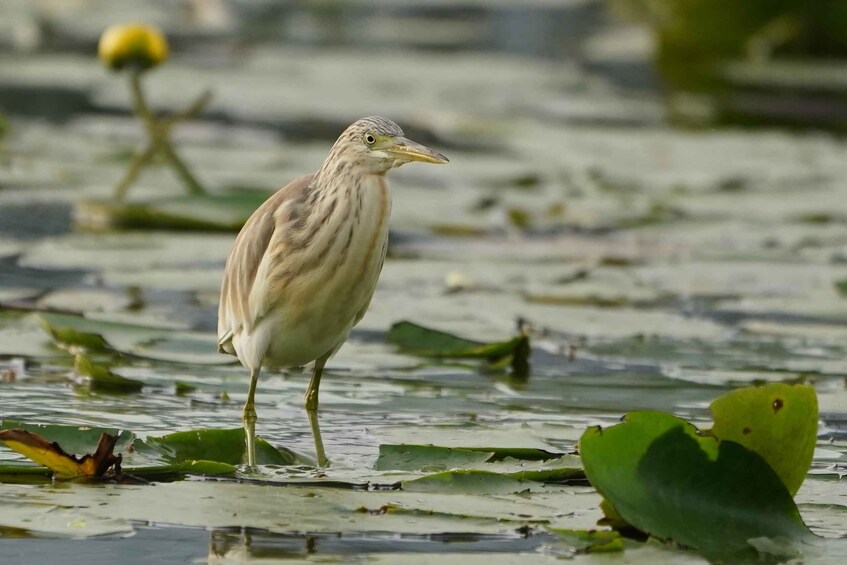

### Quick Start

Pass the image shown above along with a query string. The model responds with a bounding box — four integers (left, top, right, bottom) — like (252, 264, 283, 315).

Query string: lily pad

(138, 428, 297, 467)
(38, 312, 230, 365)
(0, 421, 297, 481)
(546, 527, 624, 554)
(39, 313, 112, 352)
(375, 444, 564, 472)
(580, 411, 812, 559)
(399, 463, 583, 495)
(74, 354, 144, 393)
(376, 445, 494, 472)
(73, 190, 271, 232)
(376, 444, 583, 486)
(38, 312, 160, 353)
(710, 382, 818, 496)
(386, 321, 530, 377)
(402, 470, 538, 495)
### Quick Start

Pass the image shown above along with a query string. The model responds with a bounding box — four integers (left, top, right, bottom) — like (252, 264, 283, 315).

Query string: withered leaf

(0, 429, 121, 479)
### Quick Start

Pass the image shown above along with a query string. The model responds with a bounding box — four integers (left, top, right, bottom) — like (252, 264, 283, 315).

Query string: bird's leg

(304, 355, 330, 467)
(307, 409, 327, 468)
(304, 356, 326, 411)
(243, 367, 260, 468)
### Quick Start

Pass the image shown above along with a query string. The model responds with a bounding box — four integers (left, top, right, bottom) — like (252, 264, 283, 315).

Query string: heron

(218, 116, 448, 467)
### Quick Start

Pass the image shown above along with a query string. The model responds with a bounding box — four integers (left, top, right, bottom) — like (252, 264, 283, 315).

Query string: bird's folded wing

(217, 174, 314, 354)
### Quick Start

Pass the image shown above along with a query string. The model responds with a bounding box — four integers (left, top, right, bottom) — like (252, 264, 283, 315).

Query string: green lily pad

(38, 312, 160, 353)
(132, 333, 232, 365)
(376, 444, 583, 484)
(376, 444, 564, 469)
(0, 421, 297, 481)
(579, 411, 812, 560)
(375, 445, 494, 472)
(402, 470, 538, 495)
(138, 428, 297, 466)
(546, 527, 624, 554)
(386, 321, 530, 377)
(497, 457, 584, 483)
(121, 460, 237, 480)
(74, 190, 271, 232)
(398, 463, 583, 495)
(38, 312, 230, 365)
(39, 313, 112, 352)
(74, 354, 144, 393)
(0, 464, 53, 484)
(710, 382, 818, 496)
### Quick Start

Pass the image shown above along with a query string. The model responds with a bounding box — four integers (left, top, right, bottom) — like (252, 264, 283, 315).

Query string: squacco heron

(218, 116, 448, 467)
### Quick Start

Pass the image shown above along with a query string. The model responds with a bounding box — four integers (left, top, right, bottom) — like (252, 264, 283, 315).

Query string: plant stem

(114, 143, 155, 201)
(128, 68, 155, 126)
(165, 89, 213, 126)
(160, 142, 206, 196)
(124, 67, 206, 197)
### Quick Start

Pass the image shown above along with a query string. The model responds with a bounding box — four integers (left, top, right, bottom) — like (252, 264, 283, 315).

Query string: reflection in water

(208, 527, 547, 560)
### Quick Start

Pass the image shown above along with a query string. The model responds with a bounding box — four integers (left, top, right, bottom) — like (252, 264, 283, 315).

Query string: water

(1, 0, 846, 562)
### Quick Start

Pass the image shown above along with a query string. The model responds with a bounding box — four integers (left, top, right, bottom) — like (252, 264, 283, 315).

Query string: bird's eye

(365, 134, 376, 145)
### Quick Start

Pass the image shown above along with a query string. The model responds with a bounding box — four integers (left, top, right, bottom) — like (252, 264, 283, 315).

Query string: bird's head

(330, 116, 449, 174)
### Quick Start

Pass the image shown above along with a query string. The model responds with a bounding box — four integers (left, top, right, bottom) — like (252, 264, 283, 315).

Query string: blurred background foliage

(610, 0, 847, 128)
(2, 0, 847, 133)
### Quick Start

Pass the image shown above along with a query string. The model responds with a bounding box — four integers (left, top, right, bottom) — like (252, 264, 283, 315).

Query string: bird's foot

(236, 462, 267, 477)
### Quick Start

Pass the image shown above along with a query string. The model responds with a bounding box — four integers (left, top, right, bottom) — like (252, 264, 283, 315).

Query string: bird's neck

(300, 156, 390, 228)
(287, 163, 389, 261)
(316, 144, 393, 181)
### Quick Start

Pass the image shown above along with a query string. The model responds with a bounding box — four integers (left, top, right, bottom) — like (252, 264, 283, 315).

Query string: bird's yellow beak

(387, 137, 449, 164)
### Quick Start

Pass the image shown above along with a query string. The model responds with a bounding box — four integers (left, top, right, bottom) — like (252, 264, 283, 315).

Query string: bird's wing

(217, 174, 314, 355)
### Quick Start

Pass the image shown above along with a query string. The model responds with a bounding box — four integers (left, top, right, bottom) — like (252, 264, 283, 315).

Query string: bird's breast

(264, 174, 390, 365)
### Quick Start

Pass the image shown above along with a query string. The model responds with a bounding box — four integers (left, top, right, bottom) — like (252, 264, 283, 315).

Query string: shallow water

(1, 0, 847, 562)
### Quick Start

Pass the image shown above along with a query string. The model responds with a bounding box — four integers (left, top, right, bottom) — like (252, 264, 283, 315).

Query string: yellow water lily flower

(98, 23, 169, 71)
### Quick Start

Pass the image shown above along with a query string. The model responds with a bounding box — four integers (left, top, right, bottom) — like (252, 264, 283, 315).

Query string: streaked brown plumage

(218, 116, 448, 467)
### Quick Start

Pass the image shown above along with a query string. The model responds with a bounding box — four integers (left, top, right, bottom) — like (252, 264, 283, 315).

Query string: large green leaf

(579, 411, 812, 559)
(138, 428, 297, 466)
(710, 382, 817, 496)
(386, 321, 530, 377)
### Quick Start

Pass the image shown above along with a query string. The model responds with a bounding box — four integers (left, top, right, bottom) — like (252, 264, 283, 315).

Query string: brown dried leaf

(0, 429, 121, 479)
